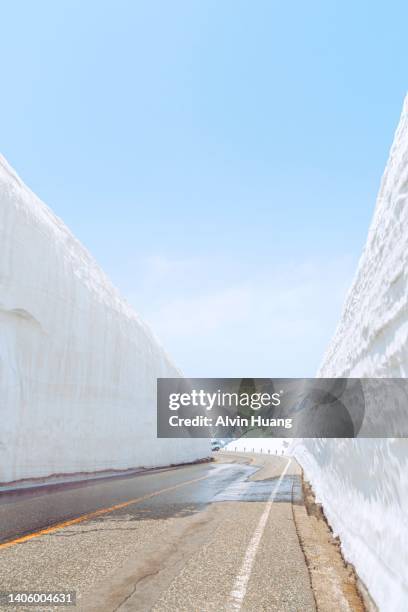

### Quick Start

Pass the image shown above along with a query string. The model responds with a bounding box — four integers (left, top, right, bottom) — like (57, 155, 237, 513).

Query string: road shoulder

(219, 451, 368, 611)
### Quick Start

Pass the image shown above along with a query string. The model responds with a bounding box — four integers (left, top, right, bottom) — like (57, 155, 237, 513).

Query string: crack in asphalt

(112, 568, 162, 612)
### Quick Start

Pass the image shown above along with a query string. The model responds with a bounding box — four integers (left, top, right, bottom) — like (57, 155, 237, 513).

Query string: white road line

(227, 458, 292, 610)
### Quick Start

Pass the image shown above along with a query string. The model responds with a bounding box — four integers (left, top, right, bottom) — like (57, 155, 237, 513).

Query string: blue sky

(1, 1, 407, 376)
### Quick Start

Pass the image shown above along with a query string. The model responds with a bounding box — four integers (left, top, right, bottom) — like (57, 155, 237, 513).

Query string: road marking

(227, 458, 292, 610)
(0, 473, 212, 550)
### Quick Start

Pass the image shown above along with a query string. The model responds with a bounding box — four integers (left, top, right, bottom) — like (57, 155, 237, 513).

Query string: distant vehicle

(211, 440, 221, 451)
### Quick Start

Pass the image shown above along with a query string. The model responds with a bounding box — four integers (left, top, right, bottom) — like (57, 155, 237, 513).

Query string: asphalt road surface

(0, 453, 349, 611)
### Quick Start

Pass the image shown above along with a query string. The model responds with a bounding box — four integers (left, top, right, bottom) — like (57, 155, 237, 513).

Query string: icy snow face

(0, 155, 209, 483)
(318, 95, 408, 379)
(295, 96, 408, 612)
(295, 439, 408, 611)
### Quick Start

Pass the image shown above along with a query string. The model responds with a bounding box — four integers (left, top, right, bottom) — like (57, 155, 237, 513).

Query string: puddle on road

(214, 475, 303, 504)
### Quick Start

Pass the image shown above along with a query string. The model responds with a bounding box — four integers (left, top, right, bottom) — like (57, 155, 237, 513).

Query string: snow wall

(0, 155, 209, 484)
(295, 95, 408, 611)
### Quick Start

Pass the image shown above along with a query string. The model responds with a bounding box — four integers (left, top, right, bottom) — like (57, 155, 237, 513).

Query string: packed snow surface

(0, 155, 209, 484)
(295, 96, 408, 611)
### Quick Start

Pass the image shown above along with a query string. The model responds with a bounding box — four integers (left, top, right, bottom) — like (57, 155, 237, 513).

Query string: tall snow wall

(295, 96, 408, 611)
(0, 155, 209, 484)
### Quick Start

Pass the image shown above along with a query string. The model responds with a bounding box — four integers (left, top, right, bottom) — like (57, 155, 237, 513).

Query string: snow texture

(295, 95, 408, 611)
(0, 155, 209, 484)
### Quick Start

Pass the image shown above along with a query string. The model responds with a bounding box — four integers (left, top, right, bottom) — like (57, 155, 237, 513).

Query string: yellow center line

(0, 473, 212, 550)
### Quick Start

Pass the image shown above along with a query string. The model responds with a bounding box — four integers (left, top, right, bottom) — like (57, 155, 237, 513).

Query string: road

(0, 453, 364, 611)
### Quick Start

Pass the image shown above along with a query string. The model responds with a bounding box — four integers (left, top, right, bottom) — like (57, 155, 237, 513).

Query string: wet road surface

(0, 460, 301, 546)
(0, 454, 324, 611)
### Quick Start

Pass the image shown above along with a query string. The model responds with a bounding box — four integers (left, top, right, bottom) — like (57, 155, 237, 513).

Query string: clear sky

(1, 1, 407, 376)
